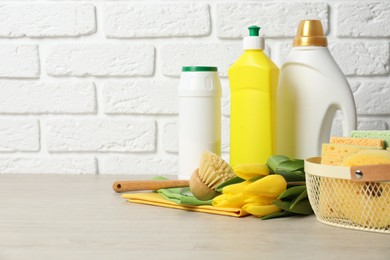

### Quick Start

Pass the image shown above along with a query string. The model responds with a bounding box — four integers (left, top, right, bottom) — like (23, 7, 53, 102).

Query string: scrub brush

(190, 151, 236, 200)
(112, 151, 235, 201)
(113, 179, 189, 193)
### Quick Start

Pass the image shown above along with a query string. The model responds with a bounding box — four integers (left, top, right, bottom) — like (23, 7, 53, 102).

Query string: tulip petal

(243, 203, 281, 217)
(222, 180, 251, 194)
(233, 163, 270, 180)
(212, 193, 250, 208)
(244, 195, 274, 205)
(245, 174, 287, 197)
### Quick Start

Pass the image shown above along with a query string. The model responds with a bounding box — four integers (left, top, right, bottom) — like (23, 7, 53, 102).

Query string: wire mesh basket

(305, 157, 390, 234)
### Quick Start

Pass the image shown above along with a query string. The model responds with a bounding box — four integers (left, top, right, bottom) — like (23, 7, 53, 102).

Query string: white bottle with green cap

(178, 66, 222, 180)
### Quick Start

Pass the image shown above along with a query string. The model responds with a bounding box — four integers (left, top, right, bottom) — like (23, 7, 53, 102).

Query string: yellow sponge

(340, 150, 390, 228)
(343, 149, 390, 166)
(330, 136, 384, 148)
(321, 143, 382, 166)
(319, 144, 384, 221)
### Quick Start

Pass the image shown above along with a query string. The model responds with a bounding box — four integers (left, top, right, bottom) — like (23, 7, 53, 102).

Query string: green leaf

(261, 210, 294, 220)
(290, 199, 313, 215)
(290, 189, 308, 209)
(273, 199, 313, 215)
(278, 159, 304, 172)
(278, 185, 306, 200)
(274, 169, 306, 182)
(272, 200, 292, 212)
(216, 176, 245, 192)
(267, 155, 290, 173)
(290, 189, 308, 208)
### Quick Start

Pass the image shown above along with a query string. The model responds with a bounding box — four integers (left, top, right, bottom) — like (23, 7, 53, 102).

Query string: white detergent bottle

(178, 66, 221, 180)
(277, 20, 357, 159)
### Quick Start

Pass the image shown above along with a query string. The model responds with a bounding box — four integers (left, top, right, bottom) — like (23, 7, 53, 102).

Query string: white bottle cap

(243, 26, 264, 50)
(179, 66, 222, 97)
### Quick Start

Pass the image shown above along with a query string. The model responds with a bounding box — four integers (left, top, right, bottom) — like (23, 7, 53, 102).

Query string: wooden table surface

(0, 174, 389, 260)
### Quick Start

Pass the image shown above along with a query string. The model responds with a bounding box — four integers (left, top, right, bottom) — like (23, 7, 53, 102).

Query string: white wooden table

(1, 174, 389, 260)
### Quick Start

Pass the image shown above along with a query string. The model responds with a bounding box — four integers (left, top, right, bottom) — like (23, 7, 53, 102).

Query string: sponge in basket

(321, 143, 382, 166)
(351, 130, 390, 148)
(340, 150, 390, 228)
(319, 143, 382, 219)
(330, 136, 384, 148)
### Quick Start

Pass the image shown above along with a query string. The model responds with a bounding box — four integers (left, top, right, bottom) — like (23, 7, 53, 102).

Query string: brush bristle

(198, 151, 235, 190)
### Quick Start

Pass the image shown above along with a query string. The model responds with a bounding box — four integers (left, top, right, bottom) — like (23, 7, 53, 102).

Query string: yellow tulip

(212, 193, 250, 208)
(222, 180, 251, 194)
(243, 203, 281, 217)
(233, 163, 269, 180)
(244, 195, 274, 205)
(244, 174, 287, 197)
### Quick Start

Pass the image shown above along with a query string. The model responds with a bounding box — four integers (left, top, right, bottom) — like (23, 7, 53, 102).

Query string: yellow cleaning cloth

(122, 192, 249, 217)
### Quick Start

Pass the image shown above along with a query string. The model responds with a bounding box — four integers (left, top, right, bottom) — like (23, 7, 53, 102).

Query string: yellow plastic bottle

(228, 26, 279, 168)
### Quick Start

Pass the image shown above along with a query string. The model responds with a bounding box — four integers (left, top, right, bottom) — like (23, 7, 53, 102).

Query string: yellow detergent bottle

(228, 26, 279, 168)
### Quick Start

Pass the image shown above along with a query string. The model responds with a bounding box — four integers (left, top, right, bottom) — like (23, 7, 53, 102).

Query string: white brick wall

(0, 119, 39, 152)
(46, 44, 155, 76)
(336, 2, 390, 37)
(0, 81, 96, 113)
(104, 3, 210, 38)
(101, 80, 178, 114)
(0, 45, 39, 78)
(216, 2, 329, 38)
(161, 43, 242, 77)
(329, 42, 389, 76)
(0, 0, 389, 174)
(0, 3, 96, 37)
(44, 119, 156, 152)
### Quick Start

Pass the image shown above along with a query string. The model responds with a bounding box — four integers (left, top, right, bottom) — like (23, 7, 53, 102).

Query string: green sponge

(351, 130, 390, 149)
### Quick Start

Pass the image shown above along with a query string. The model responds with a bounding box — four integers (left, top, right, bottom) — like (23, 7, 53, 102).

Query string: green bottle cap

(182, 66, 218, 72)
(248, 26, 261, 36)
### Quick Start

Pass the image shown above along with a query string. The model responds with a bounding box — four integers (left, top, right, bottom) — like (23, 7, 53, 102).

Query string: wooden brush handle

(112, 180, 189, 193)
